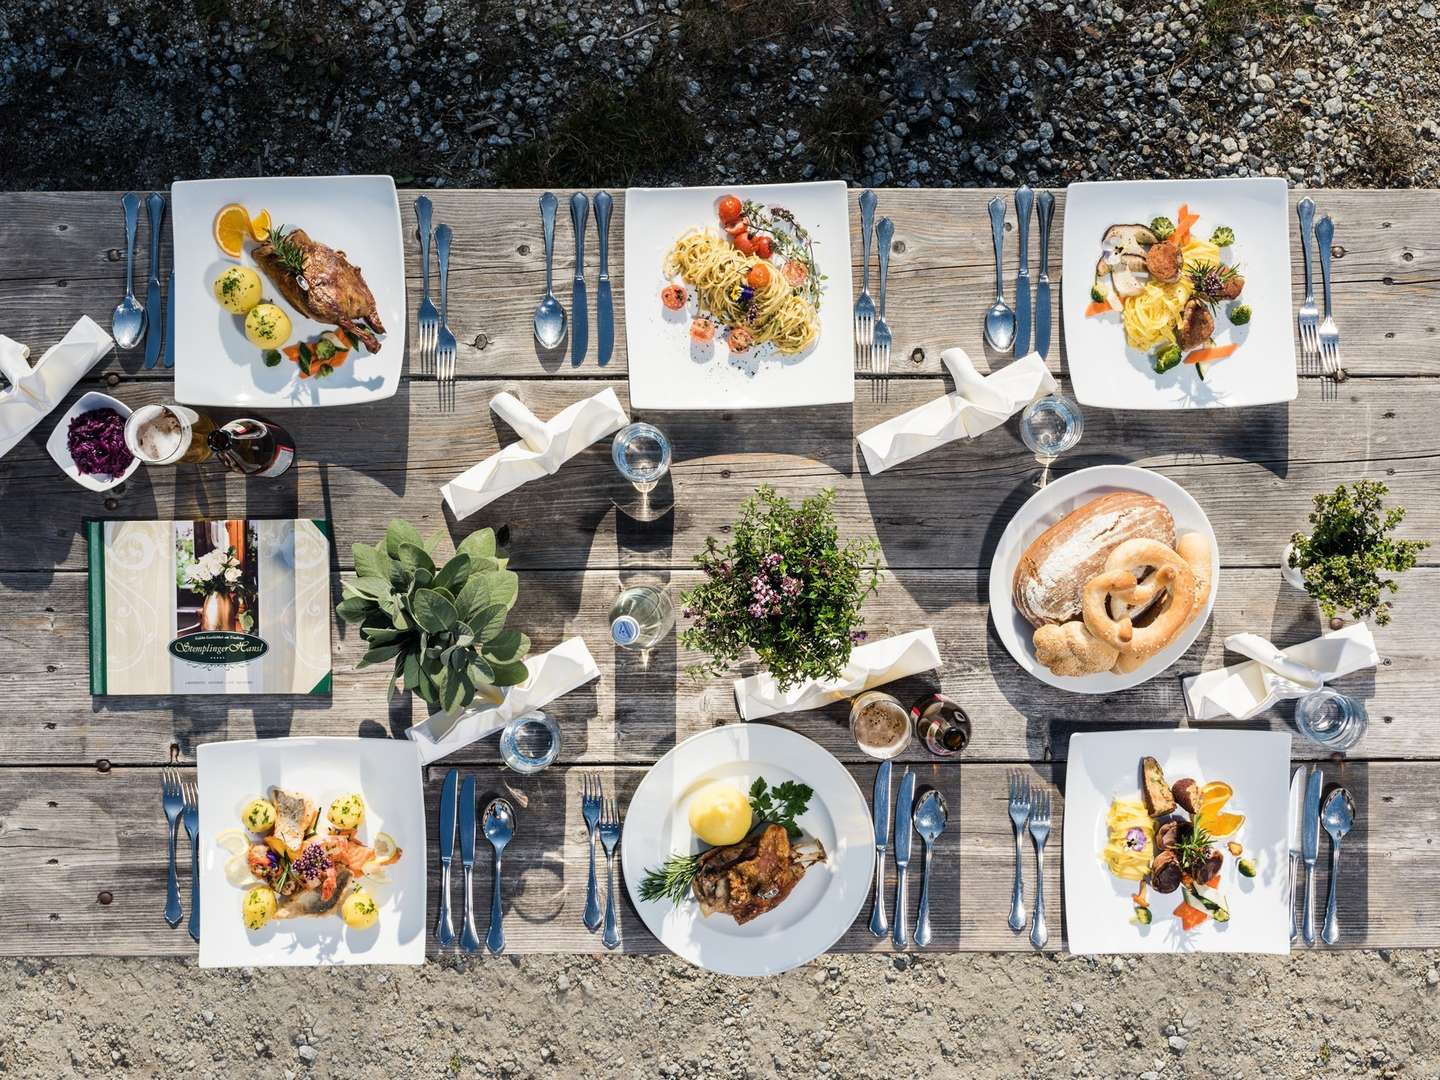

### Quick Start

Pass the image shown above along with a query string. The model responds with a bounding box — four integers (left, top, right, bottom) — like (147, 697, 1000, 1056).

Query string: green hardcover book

(86, 518, 332, 696)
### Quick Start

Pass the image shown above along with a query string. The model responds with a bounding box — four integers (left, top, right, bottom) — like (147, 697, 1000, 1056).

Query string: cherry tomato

(727, 326, 754, 352)
(732, 232, 756, 255)
(689, 318, 717, 343)
(717, 195, 743, 225)
(745, 263, 772, 290)
(781, 259, 809, 286)
(752, 234, 773, 259)
(724, 221, 749, 239)
(660, 284, 687, 311)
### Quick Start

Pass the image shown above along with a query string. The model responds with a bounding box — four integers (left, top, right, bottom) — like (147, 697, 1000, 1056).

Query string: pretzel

(1104, 538, 1190, 621)
(1082, 563, 1196, 660)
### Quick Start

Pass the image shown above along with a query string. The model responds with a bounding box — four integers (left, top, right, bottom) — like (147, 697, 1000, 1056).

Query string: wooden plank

(2, 566, 1432, 767)
(3, 375, 1437, 575)
(0, 190, 1435, 381)
(1, 759, 1430, 956)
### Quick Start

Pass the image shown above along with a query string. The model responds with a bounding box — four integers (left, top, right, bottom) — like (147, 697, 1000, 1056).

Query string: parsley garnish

(749, 777, 814, 839)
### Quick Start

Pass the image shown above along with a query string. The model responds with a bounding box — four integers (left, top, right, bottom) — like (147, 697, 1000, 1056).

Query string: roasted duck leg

(253, 227, 386, 352)
(692, 822, 826, 925)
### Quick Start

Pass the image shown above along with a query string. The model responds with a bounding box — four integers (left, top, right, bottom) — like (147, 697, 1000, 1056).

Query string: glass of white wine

(1019, 395, 1084, 488)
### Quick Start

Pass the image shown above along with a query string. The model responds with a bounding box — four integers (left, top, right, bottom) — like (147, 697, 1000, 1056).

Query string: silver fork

(162, 768, 183, 928)
(182, 779, 200, 944)
(853, 189, 877, 373)
(1295, 197, 1319, 368)
(1007, 770, 1031, 932)
(1316, 214, 1340, 379)
(598, 796, 622, 950)
(1028, 785, 1052, 950)
(581, 773, 603, 932)
(873, 216, 894, 402)
(415, 195, 438, 376)
(435, 222, 456, 393)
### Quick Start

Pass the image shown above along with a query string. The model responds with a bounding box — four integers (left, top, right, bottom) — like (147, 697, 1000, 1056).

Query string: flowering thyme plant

(680, 486, 883, 689)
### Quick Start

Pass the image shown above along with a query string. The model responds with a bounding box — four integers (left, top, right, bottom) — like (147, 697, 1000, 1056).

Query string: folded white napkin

(440, 389, 630, 520)
(0, 316, 115, 461)
(406, 636, 600, 764)
(1182, 623, 1380, 721)
(856, 348, 1056, 475)
(733, 629, 942, 721)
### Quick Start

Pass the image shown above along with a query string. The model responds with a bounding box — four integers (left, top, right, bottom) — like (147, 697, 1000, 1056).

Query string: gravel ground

(0, 0, 1436, 189)
(2, 951, 1438, 1078)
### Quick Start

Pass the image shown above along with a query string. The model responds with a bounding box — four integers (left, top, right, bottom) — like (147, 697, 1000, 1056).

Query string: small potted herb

(1285, 481, 1427, 627)
(680, 486, 883, 689)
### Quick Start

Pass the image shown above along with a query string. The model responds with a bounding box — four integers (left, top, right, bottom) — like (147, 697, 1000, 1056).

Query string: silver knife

(570, 192, 589, 366)
(459, 775, 480, 952)
(594, 191, 614, 367)
(1034, 190, 1055, 358)
(892, 768, 916, 949)
(1287, 766, 1305, 942)
(1301, 766, 1322, 946)
(164, 270, 175, 368)
(436, 768, 458, 946)
(1013, 185, 1033, 357)
(868, 759, 892, 938)
(143, 193, 166, 369)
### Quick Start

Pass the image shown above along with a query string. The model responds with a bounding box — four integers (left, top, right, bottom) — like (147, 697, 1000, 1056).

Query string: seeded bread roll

(1012, 492, 1176, 628)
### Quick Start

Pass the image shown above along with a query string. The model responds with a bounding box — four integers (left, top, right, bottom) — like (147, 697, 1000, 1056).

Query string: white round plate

(988, 464, 1220, 693)
(621, 725, 874, 976)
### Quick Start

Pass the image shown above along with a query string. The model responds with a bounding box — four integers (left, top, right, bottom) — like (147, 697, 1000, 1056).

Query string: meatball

(1171, 778, 1204, 815)
(1149, 849, 1183, 894)
(1219, 271, 1245, 300)
(1178, 299, 1215, 349)
(1190, 848, 1225, 884)
(1144, 240, 1184, 283)
(1155, 819, 1184, 852)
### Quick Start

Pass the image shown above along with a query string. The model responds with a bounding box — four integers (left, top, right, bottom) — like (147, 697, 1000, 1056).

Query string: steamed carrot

(1173, 204, 1201, 246)
(1206, 874, 1222, 889)
(1085, 300, 1113, 317)
(283, 341, 350, 380)
(1174, 899, 1208, 931)
(1183, 343, 1240, 365)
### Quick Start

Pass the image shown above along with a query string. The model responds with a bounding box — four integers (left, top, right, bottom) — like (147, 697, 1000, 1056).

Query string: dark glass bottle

(207, 418, 296, 478)
(911, 693, 972, 757)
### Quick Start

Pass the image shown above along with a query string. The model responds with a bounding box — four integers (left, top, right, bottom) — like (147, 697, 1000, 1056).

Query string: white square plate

(1064, 729, 1291, 954)
(45, 390, 140, 492)
(197, 737, 426, 967)
(171, 176, 406, 408)
(623, 181, 854, 410)
(1061, 178, 1296, 409)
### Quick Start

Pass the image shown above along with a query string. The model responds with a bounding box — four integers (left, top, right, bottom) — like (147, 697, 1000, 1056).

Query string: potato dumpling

(687, 781, 752, 846)
(242, 886, 277, 930)
(212, 266, 262, 314)
(241, 798, 276, 834)
(244, 303, 291, 349)
(327, 793, 365, 831)
(341, 887, 380, 930)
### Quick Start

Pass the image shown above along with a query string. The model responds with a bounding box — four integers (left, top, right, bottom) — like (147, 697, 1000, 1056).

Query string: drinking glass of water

(1295, 688, 1367, 752)
(499, 710, 562, 774)
(612, 422, 671, 494)
(1019, 395, 1084, 488)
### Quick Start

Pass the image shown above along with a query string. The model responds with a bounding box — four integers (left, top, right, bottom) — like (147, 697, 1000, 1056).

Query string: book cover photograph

(87, 518, 332, 695)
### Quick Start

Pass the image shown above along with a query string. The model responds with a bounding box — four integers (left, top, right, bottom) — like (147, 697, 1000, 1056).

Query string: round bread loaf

(1012, 491, 1176, 628)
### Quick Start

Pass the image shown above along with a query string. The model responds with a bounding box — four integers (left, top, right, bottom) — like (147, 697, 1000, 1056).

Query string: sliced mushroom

(1102, 223, 1160, 258)
(1110, 254, 1151, 298)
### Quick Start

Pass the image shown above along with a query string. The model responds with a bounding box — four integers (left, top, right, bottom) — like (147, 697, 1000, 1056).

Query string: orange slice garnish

(249, 208, 272, 243)
(214, 204, 251, 257)
(1195, 780, 1244, 838)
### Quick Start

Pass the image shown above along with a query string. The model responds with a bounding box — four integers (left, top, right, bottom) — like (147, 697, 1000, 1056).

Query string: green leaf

(411, 589, 458, 634)
(361, 626, 406, 645)
(357, 643, 403, 668)
(483, 628, 530, 664)
(384, 519, 423, 558)
(488, 659, 530, 686)
(457, 528, 498, 562)
(396, 542, 435, 574)
(439, 668, 467, 713)
(353, 542, 394, 583)
(466, 603, 508, 641)
(432, 553, 471, 594)
(402, 651, 421, 690)
(412, 566, 434, 588)
(348, 575, 392, 600)
(335, 596, 377, 623)
(467, 657, 495, 686)
(472, 569, 519, 613)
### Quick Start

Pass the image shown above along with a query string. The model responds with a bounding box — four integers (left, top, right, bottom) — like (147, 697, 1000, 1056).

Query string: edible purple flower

(850, 630, 869, 644)
(1124, 827, 1148, 852)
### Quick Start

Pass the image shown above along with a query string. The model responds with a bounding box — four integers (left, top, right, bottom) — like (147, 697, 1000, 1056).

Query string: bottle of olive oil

(207, 418, 296, 478)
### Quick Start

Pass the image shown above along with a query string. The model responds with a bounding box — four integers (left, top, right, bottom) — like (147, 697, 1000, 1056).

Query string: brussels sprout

(1134, 905, 1153, 925)
(1238, 857, 1258, 878)
(261, 349, 282, 368)
(1210, 225, 1236, 246)
(1149, 216, 1176, 240)
(1153, 344, 1183, 374)
(1091, 284, 1107, 303)
(1229, 303, 1252, 325)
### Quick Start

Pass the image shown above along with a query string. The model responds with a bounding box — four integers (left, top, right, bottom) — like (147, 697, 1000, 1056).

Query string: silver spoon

(1320, 787, 1355, 946)
(912, 787, 948, 948)
(984, 196, 1016, 352)
(112, 192, 146, 350)
(533, 192, 566, 349)
(482, 797, 515, 954)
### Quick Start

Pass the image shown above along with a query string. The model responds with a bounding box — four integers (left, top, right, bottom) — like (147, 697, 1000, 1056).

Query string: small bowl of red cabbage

(46, 392, 140, 492)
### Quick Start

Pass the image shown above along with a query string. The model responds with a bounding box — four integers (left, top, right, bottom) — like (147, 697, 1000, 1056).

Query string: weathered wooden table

(0, 188, 1436, 958)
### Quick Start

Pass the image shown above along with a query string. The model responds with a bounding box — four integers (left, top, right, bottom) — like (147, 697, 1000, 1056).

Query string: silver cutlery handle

(1303, 863, 1317, 945)
(570, 192, 589, 279)
(460, 864, 479, 952)
(858, 190, 876, 293)
(915, 844, 934, 948)
(1296, 197, 1316, 300)
(594, 191, 612, 279)
(436, 861, 455, 946)
(486, 851, 506, 954)
(1036, 191, 1055, 276)
(416, 195, 433, 299)
(1288, 853, 1300, 942)
(539, 192, 557, 292)
(1015, 186, 1033, 273)
(1029, 846, 1048, 950)
(164, 817, 182, 928)
(869, 848, 888, 937)
(1316, 215, 1335, 318)
(186, 830, 200, 944)
(145, 193, 165, 285)
(121, 192, 140, 293)
(583, 831, 602, 931)
(988, 197, 1006, 299)
(435, 224, 452, 322)
(1322, 843, 1341, 945)
(892, 865, 909, 948)
(601, 850, 620, 950)
(1007, 826, 1026, 931)
(875, 217, 894, 317)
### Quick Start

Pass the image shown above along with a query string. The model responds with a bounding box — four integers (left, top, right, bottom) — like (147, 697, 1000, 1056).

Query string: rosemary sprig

(268, 224, 308, 279)
(638, 853, 700, 904)
(1173, 821, 1214, 873)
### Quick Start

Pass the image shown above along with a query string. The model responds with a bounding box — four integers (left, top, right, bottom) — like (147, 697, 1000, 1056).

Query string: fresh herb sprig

(268, 225, 308, 279)
(738, 200, 826, 308)
(749, 777, 814, 839)
(1173, 821, 1214, 873)
(638, 852, 700, 904)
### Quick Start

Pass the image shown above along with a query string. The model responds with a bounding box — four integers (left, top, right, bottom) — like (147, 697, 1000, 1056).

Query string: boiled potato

(341, 887, 380, 930)
(212, 266, 262, 314)
(244, 303, 291, 349)
(242, 886, 277, 930)
(687, 781, 752, 846)
(327, 793, 364, 831)
(240, 798, 276, 834)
